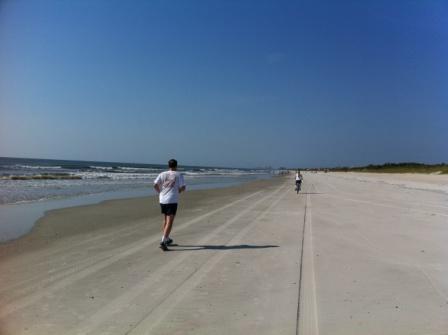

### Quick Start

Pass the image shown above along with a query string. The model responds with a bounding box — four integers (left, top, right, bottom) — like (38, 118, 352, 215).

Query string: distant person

(295, 170, 303, 193)
(154, 159, 186, 251)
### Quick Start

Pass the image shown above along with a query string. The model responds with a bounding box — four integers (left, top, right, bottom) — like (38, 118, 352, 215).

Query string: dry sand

(0, 173, 447, 334)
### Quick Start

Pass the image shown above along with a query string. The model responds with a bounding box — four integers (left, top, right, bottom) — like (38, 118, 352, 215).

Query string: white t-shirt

(295, 173, 302, 181)
(154, 170, 186, 204)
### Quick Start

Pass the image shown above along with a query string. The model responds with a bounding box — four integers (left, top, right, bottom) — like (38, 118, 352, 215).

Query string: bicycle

(295, 181, 302, 194)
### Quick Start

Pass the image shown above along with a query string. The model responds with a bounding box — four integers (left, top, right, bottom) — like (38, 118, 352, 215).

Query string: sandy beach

(1, 172, 447, 334)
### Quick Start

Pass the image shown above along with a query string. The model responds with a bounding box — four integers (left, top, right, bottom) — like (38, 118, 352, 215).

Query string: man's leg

(163, 215, 175, 239)
(160, 214, 174, 250)
(161, 215, 174, 242)
(162, 215, 168, 233)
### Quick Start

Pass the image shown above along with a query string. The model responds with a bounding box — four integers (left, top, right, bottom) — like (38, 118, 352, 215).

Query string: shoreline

(0, 176, 272, 243)
(0, 176, 281, 254)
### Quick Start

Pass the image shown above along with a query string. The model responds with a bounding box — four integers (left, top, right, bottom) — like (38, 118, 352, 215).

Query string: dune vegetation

(330, 162, 448, 174)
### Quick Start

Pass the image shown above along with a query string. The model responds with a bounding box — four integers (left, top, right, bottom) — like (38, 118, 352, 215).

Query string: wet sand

(0, 173, 447, 334)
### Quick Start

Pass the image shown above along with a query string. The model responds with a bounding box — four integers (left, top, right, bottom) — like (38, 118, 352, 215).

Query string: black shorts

(160, 203, 178, 216)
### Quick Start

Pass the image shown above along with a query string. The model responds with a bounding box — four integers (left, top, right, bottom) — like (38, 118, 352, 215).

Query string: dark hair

(168, 159, 178, 169)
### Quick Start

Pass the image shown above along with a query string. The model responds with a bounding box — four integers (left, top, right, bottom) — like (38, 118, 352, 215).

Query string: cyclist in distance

(295, 170, 303, 194)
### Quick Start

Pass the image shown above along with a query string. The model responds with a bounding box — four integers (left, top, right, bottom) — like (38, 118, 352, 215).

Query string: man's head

(168, 159, 178, 170)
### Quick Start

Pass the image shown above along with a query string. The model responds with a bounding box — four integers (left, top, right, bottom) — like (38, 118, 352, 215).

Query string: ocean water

(0, 157, 272, 205)
(0, 157, 273, 242)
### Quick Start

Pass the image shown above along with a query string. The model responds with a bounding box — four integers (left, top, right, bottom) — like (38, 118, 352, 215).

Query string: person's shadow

(168, 244, 278, 251)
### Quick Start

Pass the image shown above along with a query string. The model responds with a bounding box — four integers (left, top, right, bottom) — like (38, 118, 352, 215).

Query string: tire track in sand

(296, 192, 319, 335)
(65, 182, 288, 335)
(124, 183, 290, 335)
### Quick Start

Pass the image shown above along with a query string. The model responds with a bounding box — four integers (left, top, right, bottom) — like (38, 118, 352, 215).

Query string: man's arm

(178, 174, 186, 193)
(154, 173, 162, 193)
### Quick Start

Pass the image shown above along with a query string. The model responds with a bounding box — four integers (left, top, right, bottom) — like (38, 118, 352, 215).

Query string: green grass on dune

(330, 162, 448, 174)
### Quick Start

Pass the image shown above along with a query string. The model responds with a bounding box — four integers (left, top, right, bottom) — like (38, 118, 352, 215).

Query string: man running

(154, 159, 186, 251)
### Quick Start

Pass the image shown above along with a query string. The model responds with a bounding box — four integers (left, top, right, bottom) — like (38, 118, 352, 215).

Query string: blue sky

(1, 0, 447, 168)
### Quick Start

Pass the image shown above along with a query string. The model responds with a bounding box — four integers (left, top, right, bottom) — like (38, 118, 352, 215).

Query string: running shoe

(166, 237, 174, 245)
(159, 241, 169, 251)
